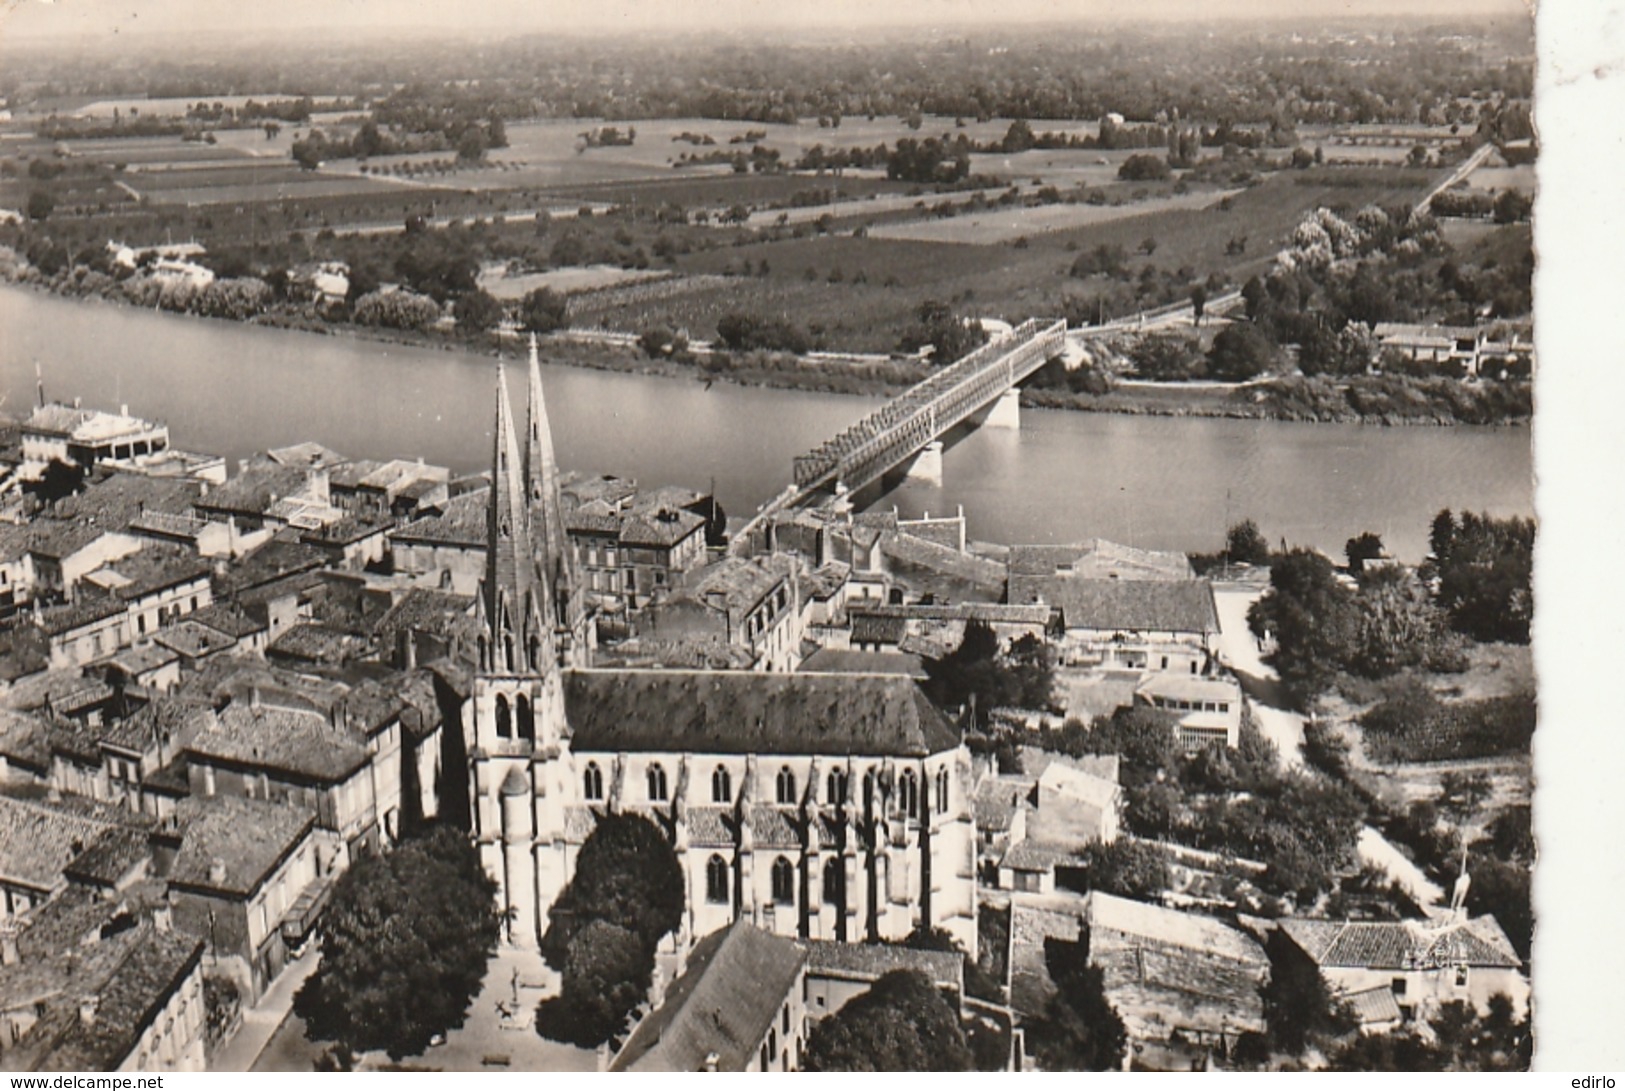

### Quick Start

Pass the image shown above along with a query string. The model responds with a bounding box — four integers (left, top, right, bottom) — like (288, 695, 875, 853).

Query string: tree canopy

(293, 825, 501, 1060)
(536, 813, 684, 1047)
(922, 621, 1057, 729)
(803, 969, 973, 1072)
(1026, 940, 1127, 1071)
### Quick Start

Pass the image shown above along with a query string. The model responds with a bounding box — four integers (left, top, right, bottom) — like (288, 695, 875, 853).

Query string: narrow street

(1211, 582, 1305, 768)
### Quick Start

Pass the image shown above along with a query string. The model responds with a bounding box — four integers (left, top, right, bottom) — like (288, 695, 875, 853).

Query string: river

(0, 288, 1532, 561)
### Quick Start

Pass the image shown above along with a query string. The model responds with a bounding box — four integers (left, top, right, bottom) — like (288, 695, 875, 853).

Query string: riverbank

(1, 267, 1529, 426)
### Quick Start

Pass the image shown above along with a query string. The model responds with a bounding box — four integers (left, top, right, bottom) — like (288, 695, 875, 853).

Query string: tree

(1206, 321, 1277, 381)
(1075, 837, 1170, 900)
(454, 288, 504, 332)
(519, 287, 568, 333)
(1078, 705, 1181, 783)
(1347, 566, 1452, 678)
(26, 189, 54, 221)
(922, 620, 1056, 729)
(1128, 332, 1204, 381)
(1344, 531, 1385, 574)
(542, 812, 684, 964)
(1001, 119, 1036, 153)
(1026, 940, 1127, 1071)
(1248, 549, 1359, 705)
(486, 115, 509, 150)
(1190, 284, 1208, 326)
(293, 826, 501, 1060)
(1492, 189, 1532, 224)
(534, 920, 651, 1047)
(1262, 929, 1357, 1055)
(456, 128, 487, 162)
(803, 969, 972, 1072)
(898, 299, 989, 364)
(1225, 519, 1271, 566)
(1117, 153, 1171, 181)
(1430, 512, 1534, 643)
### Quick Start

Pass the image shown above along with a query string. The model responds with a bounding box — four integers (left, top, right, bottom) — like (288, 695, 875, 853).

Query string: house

(371, 588, 476, 670)
(19, 403, 171, 473)
(1008, 891, 1268, 1070)
(1134, 673, 1244, 750)
(1009, 577, 1220, 672)
(99, 449, 228, 488)
(610, 920, 810, 1072)
(1008, 539, 1196, 584)
(159, 795, 323, 1003)
(0, 891, 207, 1073)
(387, 488, 488, 596)
(327, 458, 449, 521)
(566, 500, 707, 606)
(803, 940, 963, 1020)
(1372, 323, 1484, 376)
(34, 549, 213, 669)
(1274, 912, 1529, 1029)
(0, 526, 35, 620)
(995, 755, 1123, 895)
(184, 697, 384, 870)
(193, 460, 338, 535)
(845, 602, 1051, 654)
(641, 554, 804, 672)
(26, 523, 145, 604)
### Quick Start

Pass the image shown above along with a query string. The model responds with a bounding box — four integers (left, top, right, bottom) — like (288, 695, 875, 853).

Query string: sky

(0, 0, 1532, 43)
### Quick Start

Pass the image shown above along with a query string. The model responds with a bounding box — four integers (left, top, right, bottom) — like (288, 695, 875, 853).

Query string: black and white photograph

(0, 0, 1608, 1075)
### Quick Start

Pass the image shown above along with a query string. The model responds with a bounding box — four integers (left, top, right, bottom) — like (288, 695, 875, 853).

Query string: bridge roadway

(732, 317, 1066, 554)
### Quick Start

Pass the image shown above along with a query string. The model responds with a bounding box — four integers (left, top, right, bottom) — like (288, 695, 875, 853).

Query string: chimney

(120, 404, 129, 418)
(0, 924, 19, 967)
(79, 996, 99, 1027)
(208, 858, 227, 885)
(703, 1052, 720, 1072)
(153, 905, 173, 935)
(249, 686, 262, 709)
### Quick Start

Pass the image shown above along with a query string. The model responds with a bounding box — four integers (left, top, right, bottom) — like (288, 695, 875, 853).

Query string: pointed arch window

(647, 763, 668, 802)
(583, 762, 603, 801)
(706, 854, 730, 904)
(517, 694, 535, 741)
(495, 694, 512, 739)
(822, 857, 845, 907)
(771, 856, 795, 905)
(711, 765, 732, 804)
(936, 768, 951, 816)
(776, 766, 797, 805)
(899, 768, 918, 819)
(826, 768, 849, 806)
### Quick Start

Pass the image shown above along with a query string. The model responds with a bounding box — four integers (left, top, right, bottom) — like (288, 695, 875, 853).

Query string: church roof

(564, 670, 960, 758)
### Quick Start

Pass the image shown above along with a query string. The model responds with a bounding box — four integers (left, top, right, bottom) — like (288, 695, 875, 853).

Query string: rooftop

(805, 940, 962, 990)
(611, 920, 808, 1072)
(23, 403, 165, 443)
(389, 488, 488, 547)
(565, 669, 960, 758)
(195, 462, 312, 518)
(168, 794, 314, 896)
(1277, 916, 1522, 971)
(265, 442, 348, 470)
(1089, 891, 1268, 966)
(0, 791, 141, 893)
(187, 702, 370, 784)
(618, 506, 706, 548)
(1009, 577, 1220, 635)
(1008, 539, 1195, 581)
(52, 473, 201, 533)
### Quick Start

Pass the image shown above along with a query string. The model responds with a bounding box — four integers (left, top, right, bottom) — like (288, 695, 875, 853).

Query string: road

(1413, 142, 1496, 217)
(1212, 582, 1305, 768)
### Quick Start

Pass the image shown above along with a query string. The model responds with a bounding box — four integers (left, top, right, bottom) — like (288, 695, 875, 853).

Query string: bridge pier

(983, 387, 1022, 430)
(902, 441, 943, 486)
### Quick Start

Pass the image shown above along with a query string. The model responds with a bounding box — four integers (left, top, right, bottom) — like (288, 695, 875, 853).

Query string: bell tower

(525, 335, 592, 666)
(471, 361, 573, 949)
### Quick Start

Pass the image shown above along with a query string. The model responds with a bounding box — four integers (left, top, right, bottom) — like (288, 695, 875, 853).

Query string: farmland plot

(867, 188, 1242, 244)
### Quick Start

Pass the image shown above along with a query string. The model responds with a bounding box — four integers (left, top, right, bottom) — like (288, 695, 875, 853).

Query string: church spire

(525, 335, 583, 643)
(481, 360, 551, 675)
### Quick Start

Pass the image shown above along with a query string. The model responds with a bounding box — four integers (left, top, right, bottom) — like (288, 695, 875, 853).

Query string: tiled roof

(53, 473, 201, 533)
(0, 523, 33, 565)
(879, 531, 1006, 590)
(62, 825, 151, 888)
(685, 806, 734, 847)
(974, 777, 1029, 832)
(746, 804, 800, 849)
(25, 926, 204, 1072)
(266, 442, 348, 470)
(186, 601, 270, 640)
(154, 620, 238, 659)
(1135, 672, 1242, 704)
(618, 507, 705, 548)
(563, 499, 621, 534)
(1345, 984, 1405, 1027)
(0, 793, 132, 892)
(195, 462, 311, 518)
(1008, 539, 1194, 581)
(1001, 839, 1089, 872)
(612, 921, 807, 1072)
(855, 602, 1053, 625)
(1089, 892, 1268, 966)
(168, 795, 314, 896)
(94, 699, 211, 756)
(187, 703, 370, 784)
(217, 537, 329, 596)
(1277, 917, 1521, 970)
(1009, 577, 1219, 635)
(565, 670, 961, 758)
(1037, 762, 1120, 812)
(371, 588, 474, 641)
(267, 623, 371, 665)
(797, 648, 928, 679)
(36, 595, 125, 637)
(686, 555, 790, 615)
(389, 488, 488, 547)
(0, 708, 50, 773)
(98, 547, 211, 601)
(849, 612, 907, 646)
(805, 941, 962, 990)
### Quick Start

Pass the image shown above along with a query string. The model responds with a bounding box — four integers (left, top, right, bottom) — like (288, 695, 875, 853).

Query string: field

(71, 95, 348, 119)
(478, 263, 670, 299)
(866, 187, 1242, 244)
(1463, 164, 1536, 194)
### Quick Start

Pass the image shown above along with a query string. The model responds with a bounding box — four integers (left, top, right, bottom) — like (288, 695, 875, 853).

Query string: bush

(351, 287, 441, 331)
(519, 287, 568, 333)
(1117, 153, 1171, 182)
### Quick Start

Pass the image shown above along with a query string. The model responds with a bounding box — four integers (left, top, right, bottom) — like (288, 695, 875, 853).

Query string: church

(464, 348, 978, 957)
(471, 347, 975, 956)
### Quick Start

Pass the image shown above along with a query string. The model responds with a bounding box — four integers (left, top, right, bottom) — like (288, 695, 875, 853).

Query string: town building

(1008, 576, 1220, 673)
(20, 403, 171, 474)
(1134, 673, 1244, 750)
